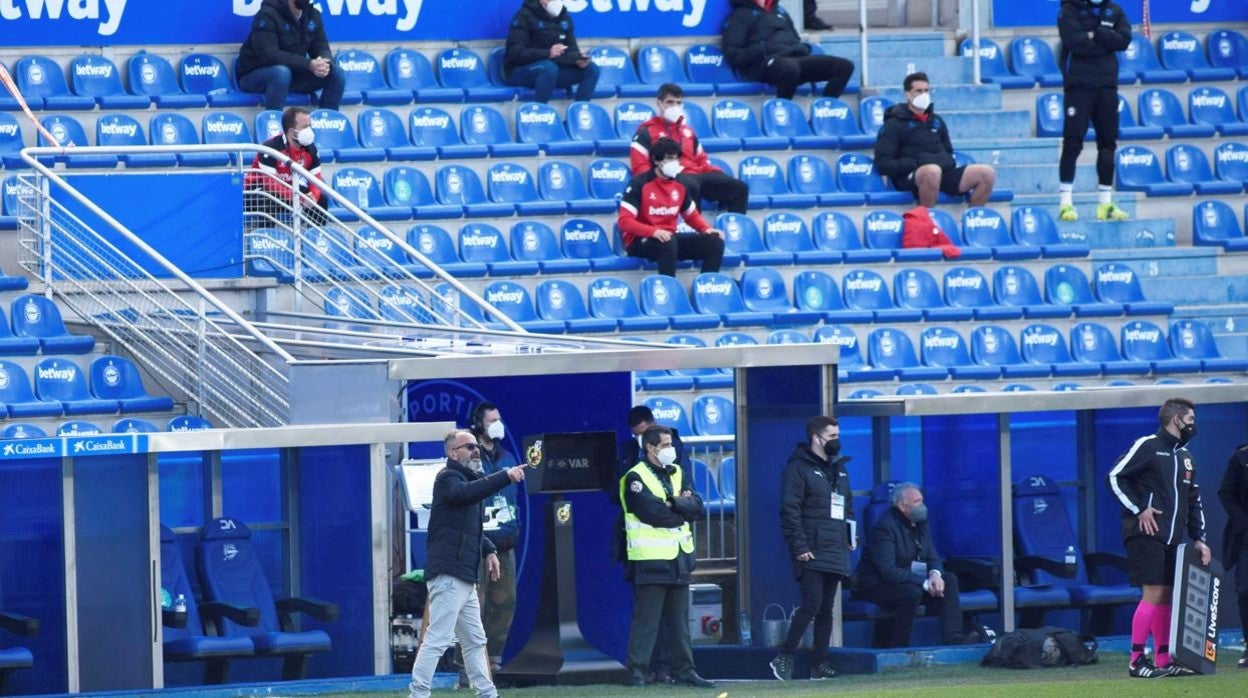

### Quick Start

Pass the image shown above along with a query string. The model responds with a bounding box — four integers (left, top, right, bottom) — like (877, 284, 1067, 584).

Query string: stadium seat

(1035, 93, 1073, 138)
(689, 459, 730, 516)
(1070, 322, 1150, 375)
(867, 328, 947, 381)
(761, 211, 841, 264)
(614, 101, 656, 140)
(0, 113, 28, 170)
(196, 517, 337, 680)
(430, 282, 488, 324)
(761, 98, 836, 149)
(715, 331, 758, 348)
(335, 49, 410, 106)
(534, 280, 616, 333)
(435, 48, 513, 102)
(636, 45, 707, 95)
(0, 360, 61, 417)
(1, 422, 45, 438)
(330, 167, 410, 221)
(863, 210, 942, 262)
(1170, 319, 1248, 372)
(842, 269, 923, 322)
(567, 102, 628, 155)
(384, 48, 462, 102)
(1158, 31, 1236, 81)
(58, 420, 103, 435)
(158, 523, 257, 684)
(169, 415, 213, 431)
(485, 161, 562, 216)
(39, 115, 117, 168)
(128, 51, 206, 108)
(1091, 263, 1174, 316)
(811, 211, 889, 264)
(678, 101, 734, 153)
(459, 222, 539, 276)
(1012, 475, 1140, 632)
(787, 155, 864, 207)
(959, 38, 1033, 88)
(510, 220, 588, 273)
(809, 97, 874, 149)
(147, 113, 229, 167)
(0, 175, 25, 230)
(1114, 94, 1164, 140)
(11, 294, 95, 353)
(586, 159, 632, 205)
(739, 267, 823, 326)
(461, 105, 537, 157)
(895, 268, 972, 321)
(1138, 88, 1215, 138)
(537, 160, 615, 214)
(791, 270, 872, 324)
(561, 218, 638, 271)
(639, 274, 720, 330)
(654, 334, 727, 391)
(970, 325, 1049, 378)
(1120, 320, 1201, 374)
(14, 55, 95, 110)
(1166, 144, 1241, 195)
(323, 287, 376, 331)
(767, 329, 809, 345)
(480, 281, 563, 333)
(919, 326, 999, 379)
(254, 109, 283, 142)
(943, 267, 1022, 321)
(408, 224, 485, 277)
(34, 357, 118, 415)
(586, 46, 649, 98)
(301, 227, 359, 282)
(355, 108, 426, 161)
(309, 108, 382, 162)
(1187, 86, 1248, 136)
(587, 277, 667, 331)
(1115, 145, 1194, 196)
(1207, 28, 1248, 78)
(408, 105, 479, 158)
(95, 114, 178, 168)
(690, 272, 771, 327)
(435, 164, 513, 217)
(1191, 199, 1248, 250)
(69, 53, 151, 109)
(1011, 207, 1089, 258)
(0, 305, 38, 355)
(245, 228, 295, 282)
(1044, 264, 1122, 317)
(811, 325, 890, 382)
(835, 154, 911, 204)
(1019, 324, 1098, 377)
(894, 382, 936, 396)
(717, 212, 788, 266)
(179, 53, 259, 108)
(514, 102, 594, 156)
(378, 285, 437, 324)
(712, 99, 787, 151)
(1120, 35, 1186, 83)
(993, 266, 1070, 319)
(684, 44, 764, 96)
(354, 227, 414, 278)
(845, 388, 883, 399)
(385, 166, 461, 220)
(962, 208, 1039, 261)
(859, 96, 893, 135)
(90, 355, 175, 413)
(1009, 36, 1063, 87)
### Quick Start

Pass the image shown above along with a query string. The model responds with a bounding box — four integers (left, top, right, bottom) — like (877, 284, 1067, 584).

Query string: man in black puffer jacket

(770, 416, 853, 682)
(503, 0, 600, 103)
(237, 0, 344, 110)
(408, 430, 526, 698)
(721, 0, 853, 100)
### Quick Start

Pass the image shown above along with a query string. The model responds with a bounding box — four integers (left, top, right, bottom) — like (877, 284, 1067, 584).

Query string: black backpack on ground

(981, 626, 1099, 669)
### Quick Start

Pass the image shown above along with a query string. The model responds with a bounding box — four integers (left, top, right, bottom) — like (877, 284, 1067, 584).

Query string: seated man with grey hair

(852, 483, 981, 647)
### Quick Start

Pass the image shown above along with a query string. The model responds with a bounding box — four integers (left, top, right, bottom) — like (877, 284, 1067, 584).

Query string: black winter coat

(424, 460, 510, 584)
(1219, 443, 1248, 569)
(1106, 428, 1206, 546)
(721, 0, 810, 82)
(1057, 0, 1132, 90)
(780, 444, 854, 579)
(237, 0, 333, 79)
(873, 103, 956, 184)
(503, 0, 585, 78)
(855, 507, 944, 592)
(621, 462, 702, 585)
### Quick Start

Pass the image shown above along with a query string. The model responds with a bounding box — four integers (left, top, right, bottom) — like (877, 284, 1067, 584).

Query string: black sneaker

(1238, 651, 1248, 669)
(1128, 658, 1165, 678)
(770, 651, 794, 681)
(810, 659, 837, 680)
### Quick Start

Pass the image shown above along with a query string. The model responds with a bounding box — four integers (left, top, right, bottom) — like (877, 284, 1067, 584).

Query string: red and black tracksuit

(631, 115, 748, 214)
(244, 132, 329, 225)
(618, 170, 723, 277)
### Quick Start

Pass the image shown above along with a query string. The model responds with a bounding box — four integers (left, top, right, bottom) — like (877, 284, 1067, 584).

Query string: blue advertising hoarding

(0, 0, 730, 47)
(993, 0, 1248, 28)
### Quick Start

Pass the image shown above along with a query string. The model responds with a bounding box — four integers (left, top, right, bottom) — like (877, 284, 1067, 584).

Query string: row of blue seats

(1, 415, 208, 439)
(845, 375, 1236, 398)
(1035, 86, 1248, 141)
(0, 354, 172, 419)
(0, 294, 94, 354)
(1117, 145, 1248, 196)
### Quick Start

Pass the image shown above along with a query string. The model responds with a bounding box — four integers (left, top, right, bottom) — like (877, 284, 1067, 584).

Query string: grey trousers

(408, 574, 497, 698)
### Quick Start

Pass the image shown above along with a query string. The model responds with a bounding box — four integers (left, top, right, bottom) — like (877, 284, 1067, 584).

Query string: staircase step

(1092, 247, 1220, 276)
(941, 110, 1031, 140)
(994, 164, 1099, 194)
(865, 56, 970, 89)
(1139, 274, 1248, 305)
(867, 84, 1002, 110)
(820, 33, 948, 60)
(957, 139, 1056, 165)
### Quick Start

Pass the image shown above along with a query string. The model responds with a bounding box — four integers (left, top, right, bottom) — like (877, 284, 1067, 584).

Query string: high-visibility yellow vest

(619, 461, 694, 561)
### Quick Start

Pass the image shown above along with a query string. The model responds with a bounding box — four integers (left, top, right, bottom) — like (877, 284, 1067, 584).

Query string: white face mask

(910, 92, 932, 112)
(545, 0, 563, 17)
(656, 446, 677, 467)
(659, 160, 684, 178)
(661, 105, 684, 123)
(295, 127, 315, 146)
(486, 420, 505, 441)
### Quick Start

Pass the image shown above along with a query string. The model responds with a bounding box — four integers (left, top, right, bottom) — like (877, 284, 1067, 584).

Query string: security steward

(620, 424, 714, 688)
(1218, 442, 1248, 669)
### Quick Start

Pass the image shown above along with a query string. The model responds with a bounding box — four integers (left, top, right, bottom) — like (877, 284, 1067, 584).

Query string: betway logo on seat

(336, 174, 374, 189)
(251, 236, 288, 251)
(617, 110, 648, 124)
(312, 116, 347, 131)
(820, 334, 856, 348)
(1024, 331, 1059, 346)
(99, 121, 137, 137)
(519, 110, 557, 125)
(946, 275, 982, 290)
(964, 45, 998, 60)
(865, 217, 901, 233)
(74, 63, 113, 78)
(564, 228, 599, 242)
(361, 236, 393, 250)
(590, 285, 628, 300)
(687, 53, 722, 67)
(38, 366, 76, 381)
(813, 105, 849, 119)
(4, 180, 31, 196)
(184, 64, 221, 77)
(592, 55, 627, 69)
(923, 334, 959, 349)
(651, 406, 681, 421)
(766, 218, 802, 234)
(490, 169, 528, 184)
(715, 105, 749, 120)
(1162, 37, 1197, 52)
(1120, 152, 1154, 166)
(1096, 269, 1133, 284)
(440, 56, 478, 70)
(412, 114, 451, 129)
(741, 163, 777, 178)
(0, 123, 21, 137)
(1123, 327, 1160, 342)
(844, 276, 881, 292)
(462, 232, 498, 247)
(1217, 148, 1248, 163)
(590, 165, 625, 180)
(338, 59, 376, 73)
(964, 215, 1001, 230)
(1191, 92, 1226, 109)
(838, 159, 872, 175)
(648, 205, 679, 217)
(695, 279, 732, 295)
(487, 289, 523, 304)
(205, 120, 244, 135)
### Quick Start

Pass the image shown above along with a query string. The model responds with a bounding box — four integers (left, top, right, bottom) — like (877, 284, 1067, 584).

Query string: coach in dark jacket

(502, 0, 600, 103)
(1218, 443, 1248, 667)
(721, 0, 853, 100)
(854, 483, 974, 647)
(237, 0, 344, 110)
(769, 416, 852, 681)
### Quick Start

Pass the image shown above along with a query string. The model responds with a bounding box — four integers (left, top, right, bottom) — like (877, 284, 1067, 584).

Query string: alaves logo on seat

(4, 0, 128, 36)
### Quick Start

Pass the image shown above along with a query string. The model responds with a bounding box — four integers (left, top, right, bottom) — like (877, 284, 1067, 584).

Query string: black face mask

(823, 438, 841, 457)
(1179, 423, 1197, 443)
(294, 0, 312, 10)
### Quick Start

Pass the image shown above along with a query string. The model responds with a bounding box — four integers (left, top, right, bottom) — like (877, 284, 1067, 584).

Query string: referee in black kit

(1219, 442, 1248, 669)
(1107, 397, 1210, 678)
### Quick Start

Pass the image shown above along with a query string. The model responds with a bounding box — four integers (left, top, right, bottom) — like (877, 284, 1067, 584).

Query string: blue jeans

(504, 59, 600, 103)
(238, 64, 346, 111)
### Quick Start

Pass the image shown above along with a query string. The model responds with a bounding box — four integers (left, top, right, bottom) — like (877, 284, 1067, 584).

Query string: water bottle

(1064, 545, 1077, 577)
(174, 594, 187, 613)
(739, 611, 752, 646)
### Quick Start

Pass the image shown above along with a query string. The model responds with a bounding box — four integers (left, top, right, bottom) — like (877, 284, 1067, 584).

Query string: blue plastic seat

(1011, 206, 1089, 258)
(510, 220, 588, 274)
(1, 422, 46, 438)
(1138, 88, 1215, 138)
(1166, 143, 1241, 195)
(323, 288, 377, 332)
(329, 167, 410, 222)
(0, 306, 38, 355)
(656, 334, 729, 390)
(429, 282, 488, 324)
(58, 420, 103, 435)
(567, 102, 628, 155)
(95, 114, 178, 168)
(843, 269, 922, 322)
(14, 55, 95, 110)
(684, 44, 764, 96)
(811, 211, 888, 264)
(679, 102, 735, 153)
(561, 218, 638, 271)
(787, 271, 869, 325)
(712, 99, 787, 151)
(534, 280, 615, 333)
(993, 266, 1069, 319)
(356, 108, 426, 161)
(254, 110, 283, 142)
(90, 355, 174, 413)
(811, 325, 890, 382)
(378, 285, 436, 324)
(960, 37, 1033, 88)
(716, 212, 782, 267)
(147, 113, 229, 167)
(636, 45, 709, 95)
(639, 274, 719, 330)
(1091, 263, 1173, 315)
(514, 102, 594, 156)
(196, 517, 337, 680)
(1120, 35, 1186, 83)
(587, 277, 667, 331)
(760, 211, 841, 264)
(486, 161, 563, 216)
(739, 267, 823, 326)
(585, 158, 631, 200)
(1158, 31, 1236, 82)
(689, 272, 770, 327)
(1207, 28, 1248, 78)
(844, 388, 883, 399)
(1019, 324, 1098, 377)
(0, 113, 28, 170)
(787, 155, 863, 207)
(1116, 145, 1194, 196)
(352, 226, 413, 278)
(169, 415, 213, 431)
(1107, 94, 1162, 140)
(962, 207, 1040, 261)
(716, 331, 758, 348)
(537, 160, 614, 215)
(835, 153, 910, 205)
(643, 396, 693, 435)
(1044, 264, 1122, 317)
(971, 325, 1049, 378)
(867, 328, 947, 381)
(11, 294, 95, 353)
(863, 210, 942, 263)
(859, 96, 893, 135)
(1070, 322, 1150, 375)
(1035, 93, 1071, 138)
(893, 382, 936, 395)
(761, 98, 836, 149)
(34, 357, 118, 415)
(810, 97, 873, 149)
(895, 268, 972, 322)
(408, 106, 482, 159)
(1120, 320, 1201, 374)
(1170, 319, 1248, 372)
(919, 326, 998, 379)
(460, 105, 537, 157)
(613, 101, 656, 140)
(69, 53, 150, 109)
(1187, 86, 1248, 137)
(385, 48, 463, 102)
(480, 281, 563, 333)
(128, 51, 206, 108)
(586, 46, 649, 98)
(1009, 36, 1063, 87)
(311, 108, 383, 162)
(0, 360, 61, 417)
(179, 53, 259, 108)
(943, 267, 1021, 321)
(1191, 199, 1248, 251)
(767, 329, 809, 345)
(245, 228, 294, 282)
(459, 222, 538, 276)
(689, 459, 730, 516)
(39, 115, 118, 168)
(385, 167, 461, 220)
(335, 49, 410, 106)
(435, 48, 513, 102)
(435, 164, 512, 218)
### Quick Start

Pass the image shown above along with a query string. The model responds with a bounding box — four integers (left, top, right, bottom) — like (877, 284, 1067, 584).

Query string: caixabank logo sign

(0, 434, 146, 459)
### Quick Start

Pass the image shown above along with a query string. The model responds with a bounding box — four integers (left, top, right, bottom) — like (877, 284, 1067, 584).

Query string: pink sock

(1130, 601, 1155, 664)
(1152, 603, 1173, 667)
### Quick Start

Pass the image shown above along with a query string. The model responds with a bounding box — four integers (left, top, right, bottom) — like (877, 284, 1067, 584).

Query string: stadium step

(940, 109, 1031, 141)
(820, 33, 948, 60)
(957, 138, 1056, 166)
(865, 56, 972, 89)
(1140, 274, 1248, 305)
(1093, 247, 1220, 276)
(995, 164, 1099, 194)
(870, 83, 1002, 111)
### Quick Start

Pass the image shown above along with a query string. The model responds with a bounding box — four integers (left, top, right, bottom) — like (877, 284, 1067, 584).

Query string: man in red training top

(618, 137, 725, 278)
(244, 106, 329, 226)
(631, 83, 749, 215)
